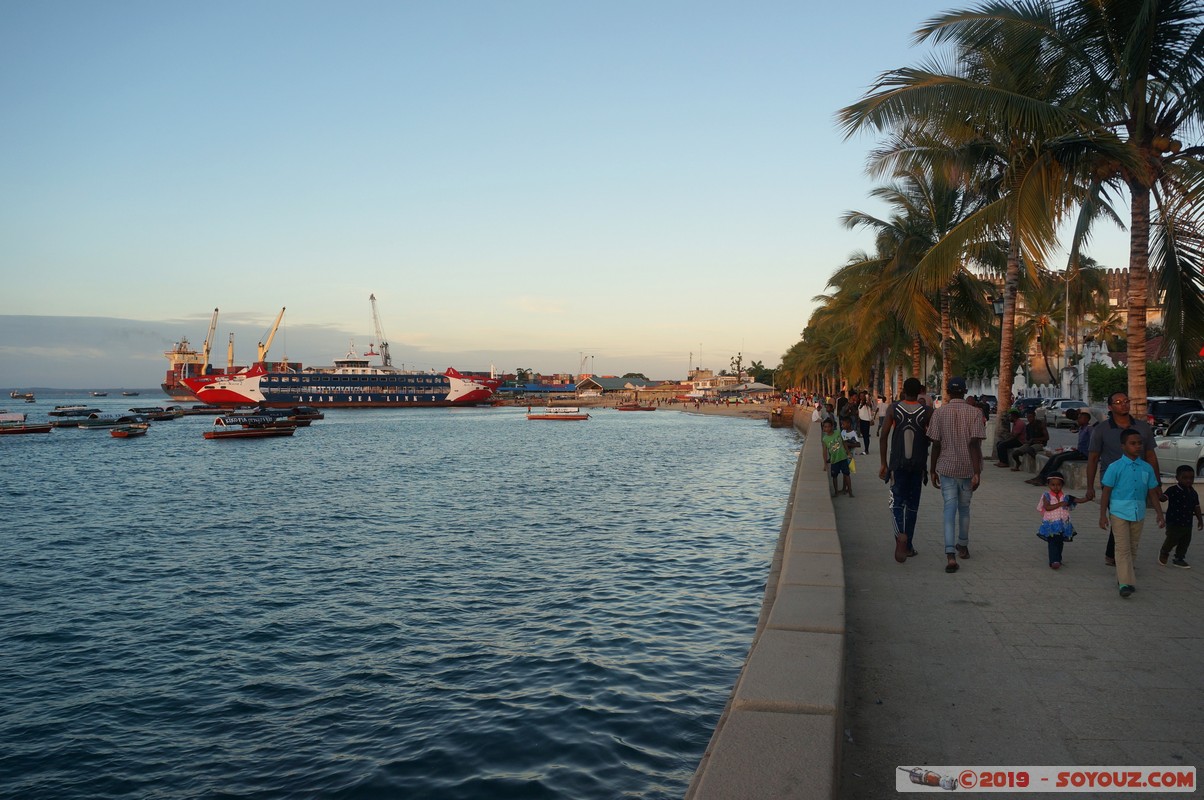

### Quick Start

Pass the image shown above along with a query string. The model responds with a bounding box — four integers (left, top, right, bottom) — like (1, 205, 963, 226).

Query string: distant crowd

(807, 384, 1200, 598)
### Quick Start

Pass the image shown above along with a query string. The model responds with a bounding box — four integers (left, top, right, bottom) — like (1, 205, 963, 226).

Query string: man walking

(927, 376, 986, 573)
(1083, 392, 1161, 565)
(879, 377, 931, 564)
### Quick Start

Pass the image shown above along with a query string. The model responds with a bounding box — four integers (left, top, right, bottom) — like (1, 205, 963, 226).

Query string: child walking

(1159, 465, 1202, 568)
(1098, 428, 1165, 598)
(821, 418, 853, 497)
(1036, 471, 1079, 569)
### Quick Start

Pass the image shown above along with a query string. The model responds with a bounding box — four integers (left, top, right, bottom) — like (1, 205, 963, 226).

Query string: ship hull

(184, 368, 497, 408)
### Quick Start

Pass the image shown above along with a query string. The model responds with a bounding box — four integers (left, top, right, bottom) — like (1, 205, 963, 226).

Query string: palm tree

(905, 0, 1204, 412)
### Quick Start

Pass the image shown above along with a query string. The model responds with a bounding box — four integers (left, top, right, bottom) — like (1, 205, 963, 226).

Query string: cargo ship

(162, 308, 296, 400)
(177, 297, 496, 409)
(183, 351, 498, 408)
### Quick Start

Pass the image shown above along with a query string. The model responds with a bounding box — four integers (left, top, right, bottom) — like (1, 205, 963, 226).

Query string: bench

(1032, 453, 1088, 489)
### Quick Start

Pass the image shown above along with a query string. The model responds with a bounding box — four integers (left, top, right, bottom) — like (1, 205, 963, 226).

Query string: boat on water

(48, 405, 102, 417)
(110, 423, 150, 438)
(122, 391, 140, 396)
(9, 391, 35, 402)
(90, 391, 108, 397)
(615, 402, 655, 411)
(129, 406, 185, 420)
(527, 406, 590, 420)
(0, 412, 53, 435)
(77, 413, 149, 429)
(203, 416, 297, 440)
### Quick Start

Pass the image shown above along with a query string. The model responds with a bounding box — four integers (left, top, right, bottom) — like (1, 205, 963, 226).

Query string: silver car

(1154, 411, 1204, 476)
(1041, 399, 1089, 428)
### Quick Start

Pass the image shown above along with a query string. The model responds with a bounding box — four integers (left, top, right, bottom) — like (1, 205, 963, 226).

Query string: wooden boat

(0, 412, 52, 435)
(48, 405, 101, 417)
(110, 424, 150, 438)
(615, 402, 655, 411)
(203, 416, 297, 439)
(121, 391, 140, 396)
(77, 413, 149, 429)
(129, 406, 185, 420)
(527, 406, 589, 421)
(90, 391, 108, 397)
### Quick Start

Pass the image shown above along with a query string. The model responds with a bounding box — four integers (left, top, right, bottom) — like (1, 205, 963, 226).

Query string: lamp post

(992, 296, 1005, 403)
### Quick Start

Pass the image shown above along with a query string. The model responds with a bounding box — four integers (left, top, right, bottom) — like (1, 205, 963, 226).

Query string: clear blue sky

(0, 1, 1129, 386)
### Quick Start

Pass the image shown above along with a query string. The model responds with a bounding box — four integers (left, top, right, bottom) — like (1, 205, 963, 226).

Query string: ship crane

(257, 307, 286, 365)
(201, 308, 219, 375)
(369, 294, 391, 367)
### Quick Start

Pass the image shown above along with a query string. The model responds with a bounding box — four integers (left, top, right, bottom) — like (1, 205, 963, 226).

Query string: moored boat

(615, 402, 655, 411)
(527, 406, 590, 420)
(0, 412, 53, 435)
(77, 413, 149, 429)
(90, 391, 108, 397)
(121, 391, 140, 396)
(129, 406, 185, 420)
(110, 423, 150, 438)
(203, 416, 297, 439)
(48, 405, 101, 417)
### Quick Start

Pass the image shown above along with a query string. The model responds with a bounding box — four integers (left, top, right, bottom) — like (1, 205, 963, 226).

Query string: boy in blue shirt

(1098, 429, 1165, 597)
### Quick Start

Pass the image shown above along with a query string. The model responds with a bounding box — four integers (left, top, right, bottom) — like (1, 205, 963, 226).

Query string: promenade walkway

(836, 424, 1203, 797)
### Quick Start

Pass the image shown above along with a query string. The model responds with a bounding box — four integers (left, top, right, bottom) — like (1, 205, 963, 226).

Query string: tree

(730, 352, 744, 380)
(621, 372, 648, 380)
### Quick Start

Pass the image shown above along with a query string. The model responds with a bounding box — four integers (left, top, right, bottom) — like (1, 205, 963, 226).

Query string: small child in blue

(1036, 471, 1078, 569)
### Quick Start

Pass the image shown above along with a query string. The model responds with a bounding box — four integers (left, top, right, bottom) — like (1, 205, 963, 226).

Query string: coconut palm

(910, 0, 1204, 412)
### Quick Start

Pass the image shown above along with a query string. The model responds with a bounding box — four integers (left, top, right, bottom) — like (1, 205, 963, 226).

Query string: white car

(1041, 399, 1090, 428)
(1154, 411, 1204, 476)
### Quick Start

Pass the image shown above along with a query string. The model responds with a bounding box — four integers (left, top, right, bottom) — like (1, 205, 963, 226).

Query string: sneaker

(956, 544, 970, 559)
(1159, 551, 1169, 566)
(894, 533, 908, 564)
(1050, 562, 1061, 570)
(1119, 584, 1134, 598)
(1105, 557, 1116, 566)
(1173, 558, 1191, 569)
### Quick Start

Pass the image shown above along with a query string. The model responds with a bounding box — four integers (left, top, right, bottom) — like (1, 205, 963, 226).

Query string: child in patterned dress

(1037, 471, 1079, 569)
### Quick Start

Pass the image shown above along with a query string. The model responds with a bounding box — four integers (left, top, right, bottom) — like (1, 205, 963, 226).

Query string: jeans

(1046, 535, 1065, 564)
(858, 419, 872, 453)
(939, 475, 973, 554)
(1036, 450, 1086, 481)
(889, 468, 924, 550)
(996, 438, 1021, 464)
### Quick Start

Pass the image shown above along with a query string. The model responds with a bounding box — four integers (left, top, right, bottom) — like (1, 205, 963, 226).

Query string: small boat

(527, 406, 590, 421)
(121, 391, 140, 396)
(615, 402, 655, 411)
(9, 391, 35, 402)
(48, 405, 101, 417)
(129, 406, 185, 420)
(24, 395, 36, 403)
(110, 423, 150, 438)
(77, 413, 150, 429)
(182, 404, 223, 415)
(0, 412, 53, 435)
(90, 391, 108, 397)
(204, 416, 297, 439)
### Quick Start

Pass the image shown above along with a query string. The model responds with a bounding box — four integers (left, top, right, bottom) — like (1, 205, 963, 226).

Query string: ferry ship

(162, 308, 296, 400)
(182, 350, 498, 409)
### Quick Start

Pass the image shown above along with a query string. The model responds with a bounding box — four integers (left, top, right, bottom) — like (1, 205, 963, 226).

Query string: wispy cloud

(509, 296, 566, 315)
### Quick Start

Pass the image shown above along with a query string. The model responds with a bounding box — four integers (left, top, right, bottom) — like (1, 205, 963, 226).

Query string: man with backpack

(927, 376, 986, 573)
(879, 377, 932, 563)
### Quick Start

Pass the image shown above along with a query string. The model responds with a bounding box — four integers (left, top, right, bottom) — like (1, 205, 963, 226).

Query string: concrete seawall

(686, 409, 844, 798)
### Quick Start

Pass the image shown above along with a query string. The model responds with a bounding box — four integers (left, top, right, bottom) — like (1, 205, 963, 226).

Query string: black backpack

(888, 401, 931, 473)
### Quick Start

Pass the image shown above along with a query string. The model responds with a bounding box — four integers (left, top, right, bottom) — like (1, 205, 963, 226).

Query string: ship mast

(369, 294, 391, 367)
(201, 308, 218, 374)
(227, 333, 235, 369)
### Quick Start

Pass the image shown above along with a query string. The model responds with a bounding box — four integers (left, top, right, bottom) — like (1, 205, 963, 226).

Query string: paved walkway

(835, 433, 1203, 797)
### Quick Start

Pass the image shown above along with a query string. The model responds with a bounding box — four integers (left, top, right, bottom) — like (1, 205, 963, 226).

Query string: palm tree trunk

(940, 286, 952, 397)
(998, 235, 1021, 411)
(1127, 181, 1151, 418)
(912, 333, 922, 380)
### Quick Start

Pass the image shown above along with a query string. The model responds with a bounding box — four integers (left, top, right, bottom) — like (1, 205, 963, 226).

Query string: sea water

(0, 398, 800, 799)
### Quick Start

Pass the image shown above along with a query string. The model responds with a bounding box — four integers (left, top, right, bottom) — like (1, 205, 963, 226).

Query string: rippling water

(1, 398, 799, 799)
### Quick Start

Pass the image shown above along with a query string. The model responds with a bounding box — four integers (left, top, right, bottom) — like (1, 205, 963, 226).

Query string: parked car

(1013, 397, 1045, 415)
(1145, 397, 1204, 430)
(1154, 410, 1204, 476)
(1041, 399, 1090, 428)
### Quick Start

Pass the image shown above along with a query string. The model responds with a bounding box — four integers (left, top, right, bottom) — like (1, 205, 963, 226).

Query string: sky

(0, 0, 1132, 389)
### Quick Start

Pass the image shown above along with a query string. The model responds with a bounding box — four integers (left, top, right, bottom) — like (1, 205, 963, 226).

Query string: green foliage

(1087, 361, 1179, 401)
(621, 372, 648, 380)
